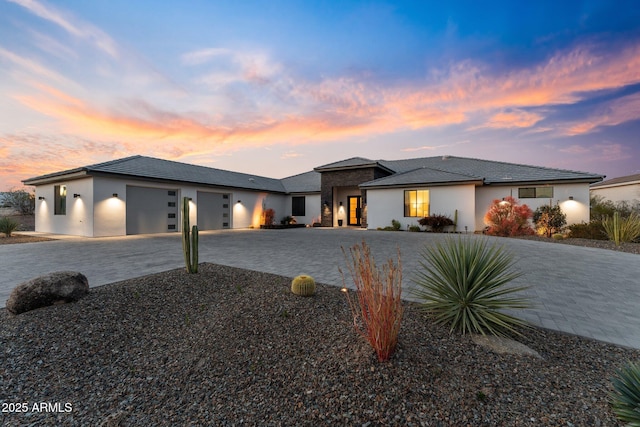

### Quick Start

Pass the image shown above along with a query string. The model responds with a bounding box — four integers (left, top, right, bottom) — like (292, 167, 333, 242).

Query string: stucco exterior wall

(35, 177, 94, 236)
(591, 183, 640, 204)
(284, 194, 321, 225)
(475, 183, 590, 231)
(365, 184, 476, 232)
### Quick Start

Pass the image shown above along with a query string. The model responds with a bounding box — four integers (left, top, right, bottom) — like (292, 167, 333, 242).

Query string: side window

(404, 190, 429, 217)
(54, 185, 67, 215)
(292, 196, 305, 216)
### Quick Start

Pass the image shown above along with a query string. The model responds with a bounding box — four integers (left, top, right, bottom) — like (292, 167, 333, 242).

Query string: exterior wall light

(112, 193, 118, 198)
(73, 193, 81, 198)
(236, 200, 242, 204)
(38, 196, 45, 200)
(568, 196, 574, 200)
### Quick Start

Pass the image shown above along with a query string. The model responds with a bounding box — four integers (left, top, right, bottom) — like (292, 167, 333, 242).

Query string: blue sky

(1, 0, 639, 190)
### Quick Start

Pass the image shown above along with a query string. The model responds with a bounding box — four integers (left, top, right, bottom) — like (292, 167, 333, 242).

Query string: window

(518, 187, 554, 198)
(404, 190, 429, 217)
(54, 185, 66, 215)
(168, 190, 176, 196)
(292, 196, 305, 216)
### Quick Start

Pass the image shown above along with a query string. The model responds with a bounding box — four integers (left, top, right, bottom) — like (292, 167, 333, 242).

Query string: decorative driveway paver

(1, 228, 638, 349)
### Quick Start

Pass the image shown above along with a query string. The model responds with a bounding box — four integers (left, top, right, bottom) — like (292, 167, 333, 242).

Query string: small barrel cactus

(291, 275, 316, 296)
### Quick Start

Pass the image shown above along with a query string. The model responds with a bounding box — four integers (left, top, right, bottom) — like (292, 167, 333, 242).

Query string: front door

(347, 196, 361, 226)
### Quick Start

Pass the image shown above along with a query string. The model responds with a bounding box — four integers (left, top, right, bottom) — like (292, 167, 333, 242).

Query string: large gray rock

(7, 271, 89, 315)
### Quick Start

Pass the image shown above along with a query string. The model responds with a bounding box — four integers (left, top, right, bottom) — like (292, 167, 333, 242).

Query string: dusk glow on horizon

(1, 0, 639, 190)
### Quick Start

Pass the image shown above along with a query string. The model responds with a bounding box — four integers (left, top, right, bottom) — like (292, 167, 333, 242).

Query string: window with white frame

(404, 189, 429, 217)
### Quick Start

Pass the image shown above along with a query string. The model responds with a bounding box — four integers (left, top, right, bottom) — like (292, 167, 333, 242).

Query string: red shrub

(484, 196, 534, 237)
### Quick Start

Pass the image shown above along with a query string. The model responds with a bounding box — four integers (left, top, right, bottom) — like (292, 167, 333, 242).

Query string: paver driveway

(1, 228, 639, 349)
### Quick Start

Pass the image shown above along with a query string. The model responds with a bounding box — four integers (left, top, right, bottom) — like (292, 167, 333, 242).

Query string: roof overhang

(361, 179, 483, 190)
(314, 162, 395, 174)
(22, 170, 89, 186)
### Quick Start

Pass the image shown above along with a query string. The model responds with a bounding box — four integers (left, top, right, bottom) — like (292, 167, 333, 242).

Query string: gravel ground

(1, 263, 638, 426)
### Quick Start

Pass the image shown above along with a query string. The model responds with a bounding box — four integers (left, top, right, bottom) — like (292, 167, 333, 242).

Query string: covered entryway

(197, 192, 231, 230)
(126, 186, 178, 234)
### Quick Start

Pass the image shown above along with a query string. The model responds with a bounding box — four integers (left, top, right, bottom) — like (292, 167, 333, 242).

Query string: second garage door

(197, 192, 231, 230)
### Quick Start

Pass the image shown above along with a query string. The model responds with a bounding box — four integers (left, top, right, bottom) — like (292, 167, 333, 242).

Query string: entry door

(347, 196, 362, 226)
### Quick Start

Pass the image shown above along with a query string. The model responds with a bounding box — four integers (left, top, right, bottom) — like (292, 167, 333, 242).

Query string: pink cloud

(565, 92, 640, 135)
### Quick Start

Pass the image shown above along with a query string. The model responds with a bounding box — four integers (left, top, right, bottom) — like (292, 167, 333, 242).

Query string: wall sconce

(112, 193, 118, 198)
(236, 200, 241, 204)
(186, 197, 193, 201)
(568, 196, 574, 201)
(38, 196, 45, 200)
(73, 193, 81, 198)
(339, 201, 343, 206)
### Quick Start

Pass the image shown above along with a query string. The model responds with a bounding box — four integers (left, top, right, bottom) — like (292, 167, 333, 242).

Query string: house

(315, 156, 603, 232)
(23, 154, 603, 237)
(590, 173, 640, 205)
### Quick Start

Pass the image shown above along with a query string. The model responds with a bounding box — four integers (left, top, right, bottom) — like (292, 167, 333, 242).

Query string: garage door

(126, 186, 178, 234)
(197, 192, 230, 230)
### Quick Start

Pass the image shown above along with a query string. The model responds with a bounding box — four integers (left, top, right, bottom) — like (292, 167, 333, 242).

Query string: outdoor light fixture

(112, 193, 118, 198)
(339, 201, 343, 206)
(73, 193, 80, 198)
(236, 200, 241, 204)
(568, 196, 574, 200)
(38, 196, 45, 200)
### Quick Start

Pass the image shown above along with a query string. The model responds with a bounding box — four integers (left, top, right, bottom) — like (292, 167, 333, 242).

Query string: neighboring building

(23, 154, 603, 237)
(590, 173, 640, 205)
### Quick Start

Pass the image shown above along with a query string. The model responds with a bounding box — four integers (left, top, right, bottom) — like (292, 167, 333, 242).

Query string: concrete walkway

(1, 228, 639, 349)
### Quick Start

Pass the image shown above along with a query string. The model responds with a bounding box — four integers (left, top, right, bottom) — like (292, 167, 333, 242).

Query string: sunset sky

(1, 0, 639, 191)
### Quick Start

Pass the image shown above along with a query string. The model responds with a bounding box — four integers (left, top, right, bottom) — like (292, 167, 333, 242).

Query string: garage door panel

(197, 192, 230, 230)
(126, 186, 178, 234)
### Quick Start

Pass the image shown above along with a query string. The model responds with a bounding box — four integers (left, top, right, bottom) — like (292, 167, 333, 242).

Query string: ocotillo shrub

(340, 240, 403, 362)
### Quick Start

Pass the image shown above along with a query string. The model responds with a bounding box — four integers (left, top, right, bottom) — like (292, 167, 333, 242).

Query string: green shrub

(552, 233, 564, 240)
(418, 214, 455, 232)
(0, 217, 19, 237)
(610, 361, 640, 426)
(408, 225, 421, 232)
(411, 237, 531, 337)
(533, 204, 567, 237)
(567, 221, 607, 240)
(602, 211, 640, 246)
(391, 219, 402, 231)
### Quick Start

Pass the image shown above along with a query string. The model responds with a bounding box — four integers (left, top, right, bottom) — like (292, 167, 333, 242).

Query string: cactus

(291, 275, 316, 296)
(453, 209, 458, 232)
(182, 197, 199, 273)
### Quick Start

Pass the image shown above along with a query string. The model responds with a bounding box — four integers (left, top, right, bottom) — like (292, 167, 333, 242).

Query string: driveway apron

(1, 228, 638, 349)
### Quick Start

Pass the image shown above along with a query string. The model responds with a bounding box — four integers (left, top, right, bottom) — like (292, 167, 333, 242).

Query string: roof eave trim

(22, 170, 89, 186)
(360, 179, 483, 189)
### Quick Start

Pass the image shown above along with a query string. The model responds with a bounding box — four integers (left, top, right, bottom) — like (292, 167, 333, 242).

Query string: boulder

(6, 271, 89, 315)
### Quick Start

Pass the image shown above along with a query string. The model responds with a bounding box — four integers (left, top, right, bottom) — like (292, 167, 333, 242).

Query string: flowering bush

(484, 196, 534, 237)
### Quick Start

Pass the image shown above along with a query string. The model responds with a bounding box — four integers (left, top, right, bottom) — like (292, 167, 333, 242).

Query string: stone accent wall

(319, 167, 391, 227)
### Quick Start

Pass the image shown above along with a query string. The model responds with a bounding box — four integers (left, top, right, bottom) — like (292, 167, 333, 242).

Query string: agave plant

(411, 236, 531, 337)
(611, 361, 640, 426)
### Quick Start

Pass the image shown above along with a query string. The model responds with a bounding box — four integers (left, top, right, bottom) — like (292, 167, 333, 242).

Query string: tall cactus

(182, 197, 199, 273)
